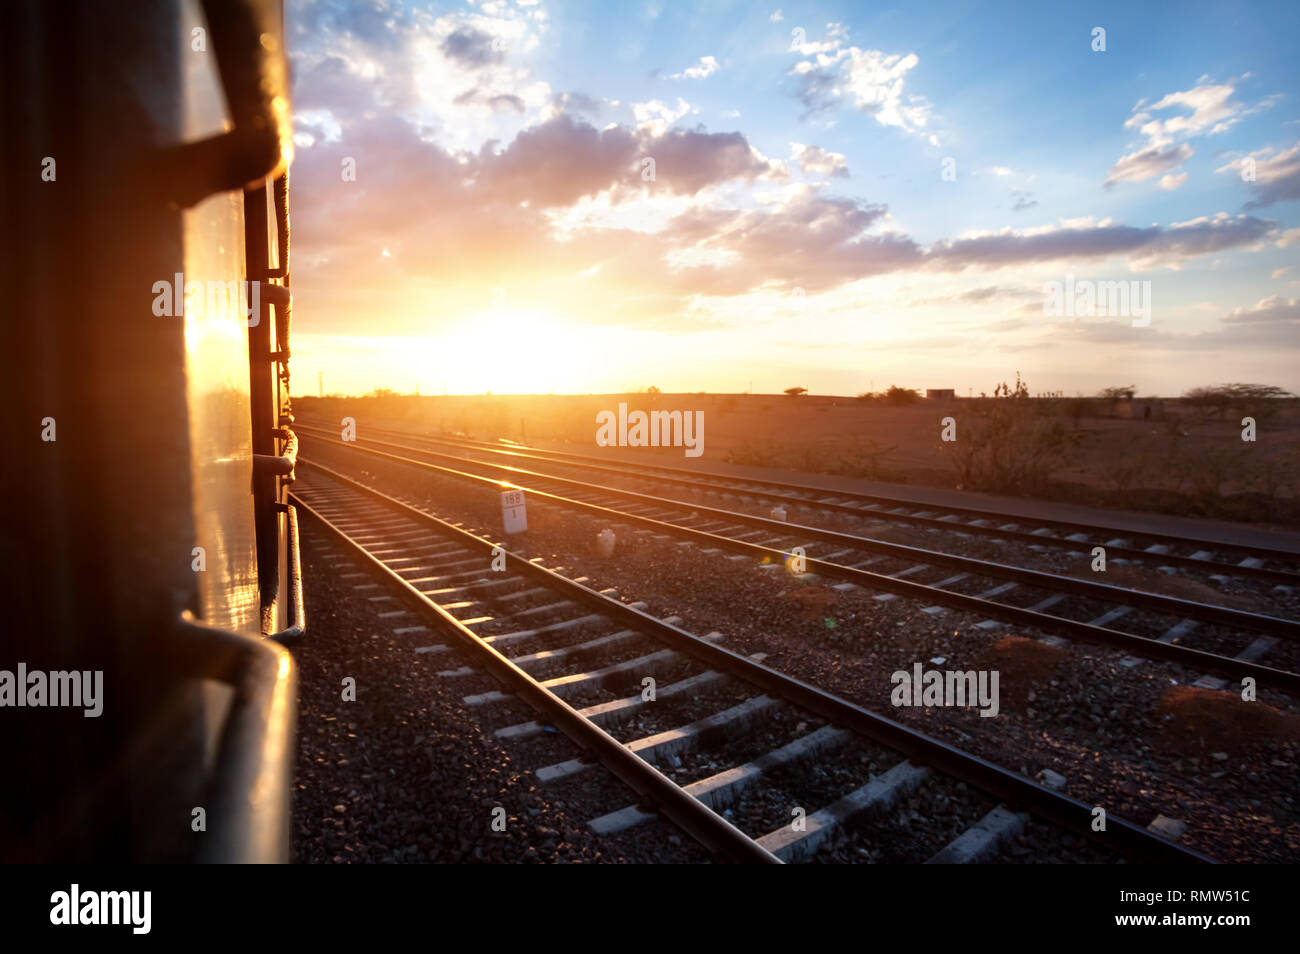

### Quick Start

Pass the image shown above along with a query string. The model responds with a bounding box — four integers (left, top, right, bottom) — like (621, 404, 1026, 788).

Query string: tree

(784, 387, 808, 396)
(1099, 385, 1136, 401)
(1183, 385, 1231, 417)
(991, 372, 1029, 400)
(1184, 383, 1293, 419)
(884, 385, 921, 405)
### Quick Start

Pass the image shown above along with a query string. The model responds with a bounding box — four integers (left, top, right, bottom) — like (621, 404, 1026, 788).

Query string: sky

(282, 0, 1300, 397)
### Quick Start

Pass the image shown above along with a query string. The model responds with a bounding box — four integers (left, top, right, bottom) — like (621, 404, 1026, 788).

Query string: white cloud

(1215, 142, 1300, 208)
(770, 9, 784, 23)
(789, 27, 932, 134)
(1221, 295, 1300, 324)
(1105, 77, 1279, 189)
(790, 21, 850, 56)
(631, 97, 693, 135)
(671, 55, 719, 80)
(664, 246, 741, 269)
(845, 50, 929, 129)
(1105, 144, 1195, 187)
(289, 4, 555, 154)
(1273, 266, 1293, 279)
(1135, 83, 1242, 146)
(790, 141, 849, 177)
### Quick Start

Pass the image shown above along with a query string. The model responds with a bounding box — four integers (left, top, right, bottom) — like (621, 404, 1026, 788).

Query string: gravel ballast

(290, 520, 698, 863)
(295, 440, 1300, 863)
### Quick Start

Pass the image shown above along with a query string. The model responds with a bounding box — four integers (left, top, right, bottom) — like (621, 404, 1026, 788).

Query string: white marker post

(501, 489, 527, 534)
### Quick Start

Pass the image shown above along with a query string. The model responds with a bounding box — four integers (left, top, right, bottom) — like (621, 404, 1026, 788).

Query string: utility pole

(318, 371, 323, 398)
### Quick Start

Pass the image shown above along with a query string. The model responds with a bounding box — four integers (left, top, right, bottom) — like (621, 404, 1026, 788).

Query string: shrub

(1062, 396, 1094, 426)
(725, 438, 898, 480)
(1096, 441, 1150, 497)
(941, 374, 1081, 493)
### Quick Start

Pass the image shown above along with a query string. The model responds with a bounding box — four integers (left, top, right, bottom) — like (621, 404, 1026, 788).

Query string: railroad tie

(482, 613, 613, 648)
(1120, 618, 1197, 668)
(926, 805, 1030, 864)
(587, 725, 849, 835)
(755, 761, 931, 863)
(503, 669, 726, 743)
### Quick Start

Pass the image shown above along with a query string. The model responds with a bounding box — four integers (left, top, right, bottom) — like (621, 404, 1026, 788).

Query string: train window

(180, 0, 260, 633)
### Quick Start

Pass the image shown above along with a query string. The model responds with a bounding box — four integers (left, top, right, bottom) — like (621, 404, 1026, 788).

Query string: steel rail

(295, 459, 1214, 863)
(391, 423, 1300, 586)
(316, 417, 1300, 575)
(294, 423, 1300, 643)
(290, 484, 780, 864)
(293, 432, 1300, 695)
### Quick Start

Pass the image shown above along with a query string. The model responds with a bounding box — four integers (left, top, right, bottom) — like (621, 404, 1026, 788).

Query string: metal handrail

(270, 171, 293, 391)
(253, 425, 299, 478)
(172, 611, 296, 863)
(266, 503, 306, 644)
(162, 0, 292, 209)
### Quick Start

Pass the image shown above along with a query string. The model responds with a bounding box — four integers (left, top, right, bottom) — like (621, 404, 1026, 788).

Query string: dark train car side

(0, 0, 302, 863)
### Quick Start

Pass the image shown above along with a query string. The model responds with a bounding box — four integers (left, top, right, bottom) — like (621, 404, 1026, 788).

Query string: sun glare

(433, 310, 597, 393)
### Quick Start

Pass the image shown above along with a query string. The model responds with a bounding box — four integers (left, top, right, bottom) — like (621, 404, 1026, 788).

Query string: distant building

(926, 388, 956, 400)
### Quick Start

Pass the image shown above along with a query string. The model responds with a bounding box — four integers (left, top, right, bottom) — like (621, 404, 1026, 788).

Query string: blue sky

(285, 0, 1300, 396)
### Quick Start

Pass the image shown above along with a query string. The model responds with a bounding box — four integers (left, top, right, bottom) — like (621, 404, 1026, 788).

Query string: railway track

(291, 458, 1212, 863)
(298, 416, 1300, 586)
(294, 423, 1300, 695)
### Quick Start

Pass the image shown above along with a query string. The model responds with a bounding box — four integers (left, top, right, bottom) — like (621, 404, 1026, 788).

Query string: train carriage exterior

(1, 0, 301, 863)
